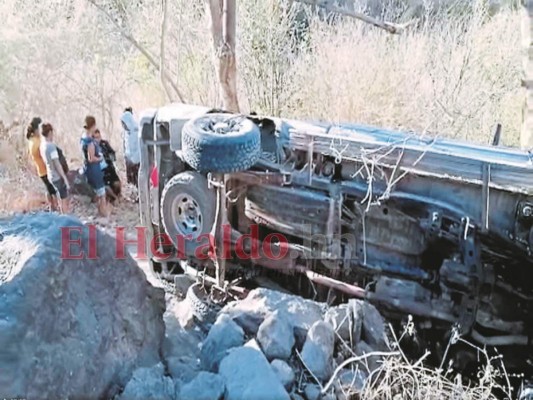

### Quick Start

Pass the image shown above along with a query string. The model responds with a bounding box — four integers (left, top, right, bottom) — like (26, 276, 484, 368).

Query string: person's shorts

(52, 178, 68, 200)
(40, 175, 57, 196)
(85, 164, 106, 198)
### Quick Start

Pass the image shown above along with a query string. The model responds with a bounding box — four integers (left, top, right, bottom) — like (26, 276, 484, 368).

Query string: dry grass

(359, 354, 504, 400)
(0, 0, 524, 166)
(282, 6, 522, 147)
(322, 324, 513, 400)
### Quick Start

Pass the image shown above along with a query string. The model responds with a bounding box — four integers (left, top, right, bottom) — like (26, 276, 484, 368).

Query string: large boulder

(0, 213, 166, 399)
(219, 346, 290, 400)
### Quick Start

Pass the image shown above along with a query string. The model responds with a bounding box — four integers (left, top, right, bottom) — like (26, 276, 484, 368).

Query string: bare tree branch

(86, 0, 185, 102)
(294, 0, 415, 34)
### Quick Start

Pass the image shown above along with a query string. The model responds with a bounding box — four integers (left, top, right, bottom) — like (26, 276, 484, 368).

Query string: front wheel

(160, 171, 216, 257)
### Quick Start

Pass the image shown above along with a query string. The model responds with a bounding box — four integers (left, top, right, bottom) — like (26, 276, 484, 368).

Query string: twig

(294, 0, 416, 34)
(86, 0, 185, 102)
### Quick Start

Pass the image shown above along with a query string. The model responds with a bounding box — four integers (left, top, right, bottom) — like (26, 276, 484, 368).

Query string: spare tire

(161, 171, 216, 257)
(182, 113, 261, 173)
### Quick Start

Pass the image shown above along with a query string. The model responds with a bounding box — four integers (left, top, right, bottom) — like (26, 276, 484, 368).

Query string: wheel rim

(172, 193, 203, 237)
(202, 116, 243, 136)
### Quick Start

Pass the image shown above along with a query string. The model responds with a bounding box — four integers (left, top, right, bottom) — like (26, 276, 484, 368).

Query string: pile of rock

(163, 287, 391, 400)
(0, 213, 392, 400)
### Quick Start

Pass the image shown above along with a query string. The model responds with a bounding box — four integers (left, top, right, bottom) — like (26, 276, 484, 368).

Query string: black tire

(186, 283, 220, 323)
(182, 113, 261, 173)
(161, 172, 216, 257)
(244, 185, 329, 239)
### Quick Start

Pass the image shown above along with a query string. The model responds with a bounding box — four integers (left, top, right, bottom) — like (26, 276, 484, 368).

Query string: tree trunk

(205, 0, 240, 112)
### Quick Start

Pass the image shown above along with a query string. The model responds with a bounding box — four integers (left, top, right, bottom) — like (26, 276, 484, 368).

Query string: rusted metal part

(233, 171, 291, 186)
(181, 263, 248, 297)
(367, 292, 456, 322)
(296, 266, 366, 299)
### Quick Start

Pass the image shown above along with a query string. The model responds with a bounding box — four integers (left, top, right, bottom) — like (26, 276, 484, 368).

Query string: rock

(301, 321, 335, 382)
(324, 305, 349, 340)
(361, 302, 388, 350)
(257, 311, 295, 360)
(324, 299, 363, 343)
(200, 314, 245, 372)
(174, 274, 195, 298)
(304, 384, 321, 400)
(166, 356, 200, 383)
(350, 299, 364, 342)
(118, 363, 175, 400)
(291, 394, 305, 400)
(270, 359, 295, 390)
(244, 338, 262, 352)
(221, 288, 325, 336)
(180, 371, 225, 400)
(520, 387, 533, 400)
(219, 346, 290, 400)
(232, 312, 265, 336)
(355, 341, 382, 372)
(162, 297, 204, 381)
(163, 298, 203, 345)
(294, 326, 308, 350)
(335, 368, 367, 398)
(0, 214, 166, 400)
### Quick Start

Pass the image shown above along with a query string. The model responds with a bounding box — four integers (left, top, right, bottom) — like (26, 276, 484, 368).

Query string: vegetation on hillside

(0, 0, 523, 160)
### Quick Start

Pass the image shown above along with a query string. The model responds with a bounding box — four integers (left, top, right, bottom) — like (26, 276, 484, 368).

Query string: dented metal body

(139, 104, 533, 363)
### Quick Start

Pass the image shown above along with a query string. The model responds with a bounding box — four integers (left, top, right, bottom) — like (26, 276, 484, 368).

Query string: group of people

(26, 108, 141, 217)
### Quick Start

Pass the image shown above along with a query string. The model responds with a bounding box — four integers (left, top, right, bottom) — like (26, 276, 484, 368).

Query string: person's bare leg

(105, 186, 118, 203)
(60, 198, 70, 214)
(97, 196, 109, 218)
(113, 181, 121, 198)
(49, 195, 58, 212)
